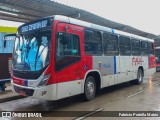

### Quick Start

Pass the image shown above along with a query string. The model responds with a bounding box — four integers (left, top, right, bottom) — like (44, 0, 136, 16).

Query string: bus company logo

(132, 57, 144, 66)
(84, 65, 88, 70)
(98, 61, 111, 69)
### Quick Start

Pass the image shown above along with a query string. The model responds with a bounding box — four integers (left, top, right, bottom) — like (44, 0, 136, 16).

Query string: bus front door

(55, 23, 85, 99)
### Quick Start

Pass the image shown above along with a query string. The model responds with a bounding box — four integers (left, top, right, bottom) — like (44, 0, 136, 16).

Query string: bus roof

(54, 15, 154, 42)
(19, 15, 154, 42)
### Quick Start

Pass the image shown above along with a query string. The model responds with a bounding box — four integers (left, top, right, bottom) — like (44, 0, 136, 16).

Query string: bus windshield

(13, 30, 51, 71)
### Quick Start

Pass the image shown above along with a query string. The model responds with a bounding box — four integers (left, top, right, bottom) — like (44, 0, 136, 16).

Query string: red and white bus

(11, 15, 156, 100)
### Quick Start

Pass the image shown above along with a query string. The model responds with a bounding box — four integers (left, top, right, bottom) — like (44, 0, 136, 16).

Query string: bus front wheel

(84, 76, 96, 101)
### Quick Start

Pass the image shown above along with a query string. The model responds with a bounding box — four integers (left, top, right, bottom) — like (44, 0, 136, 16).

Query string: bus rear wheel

(130, 69, 143, 85)
(136, 69, 143, 84)
(84, 76, 96, 101)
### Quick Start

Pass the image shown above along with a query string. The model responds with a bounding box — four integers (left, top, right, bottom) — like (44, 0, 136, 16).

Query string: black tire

(130, 69, 143, 85)
(84, 76, 96, 101)
(136, 69, 143, 84)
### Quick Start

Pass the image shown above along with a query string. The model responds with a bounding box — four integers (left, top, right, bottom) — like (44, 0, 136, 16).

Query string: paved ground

(1, 73, 160, 120)
(0, 83, 24, 103)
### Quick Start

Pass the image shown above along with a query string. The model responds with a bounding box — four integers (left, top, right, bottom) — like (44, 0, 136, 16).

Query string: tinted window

(132, 39, 141, 55)
(141, 41, 148, 55)
(119, 36, 131, 55)
(84, 30, 102, 55)
(148, 42, 153, 49)
(141, 41, 148, 49)
(103, 33, 119, 56)
(148, 42, 154, 55)
(55, 32, 80, 71)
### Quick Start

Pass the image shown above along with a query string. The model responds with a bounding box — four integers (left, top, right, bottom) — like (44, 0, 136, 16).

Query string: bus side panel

(149, 55, 156, 68)
(144, 55, 156, 77)
(118, 56, 133, 83)
(92, 56, 115, 88)
(54, 23, 94, 100)
(131, 56, 145, 79)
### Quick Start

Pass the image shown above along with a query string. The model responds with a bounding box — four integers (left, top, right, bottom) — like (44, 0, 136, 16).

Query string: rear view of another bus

(0, 26, 17, 80)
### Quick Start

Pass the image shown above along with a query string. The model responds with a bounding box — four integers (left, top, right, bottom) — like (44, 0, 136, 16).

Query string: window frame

(55, 32, 81, 71)
(148, 42, 154, 55)
(141, 41, 149, 55)
(131, 39, 141, 56)
(103, 32, 119, 56)
(119, 35, 131, 56)
(84, 28, 103, 56)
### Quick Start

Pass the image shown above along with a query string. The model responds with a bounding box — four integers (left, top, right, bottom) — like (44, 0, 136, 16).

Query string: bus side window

(141, 41, 148, 56)
(148, 42, 154, 55)
(103, 32, 119, 56)
(119, 36, 131, 56)
(55, 32, 81, 71)
(84, 29, 102, 55)
(132, 39, 141, 56)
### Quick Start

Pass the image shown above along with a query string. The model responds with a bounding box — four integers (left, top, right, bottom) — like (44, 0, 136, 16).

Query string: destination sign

(20, 19, 49, 33)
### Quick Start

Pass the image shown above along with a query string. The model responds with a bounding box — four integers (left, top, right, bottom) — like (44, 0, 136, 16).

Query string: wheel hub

(87, 81, 95, 95)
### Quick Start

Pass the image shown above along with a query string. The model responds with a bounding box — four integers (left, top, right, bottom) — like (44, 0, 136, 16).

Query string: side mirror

(3, 34, 16, 48)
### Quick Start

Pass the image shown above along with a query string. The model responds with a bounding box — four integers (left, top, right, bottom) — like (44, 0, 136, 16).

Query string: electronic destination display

(19, 18, 52, 33)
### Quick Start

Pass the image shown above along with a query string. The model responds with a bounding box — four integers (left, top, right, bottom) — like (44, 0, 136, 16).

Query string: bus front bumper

(11, 81, 57, 101)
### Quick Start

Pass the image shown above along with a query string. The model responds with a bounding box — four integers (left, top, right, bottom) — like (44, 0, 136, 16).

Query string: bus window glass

(103, 33, 119, 56)
(84, 30, 102, 55)
(141, 41, 148, 55)
(13, 30, 51, 71)
(148, 42, 154, 55)
(119, 36, 131, 55)
(132, 39, 141, 55)
(55, 32, 80, 71)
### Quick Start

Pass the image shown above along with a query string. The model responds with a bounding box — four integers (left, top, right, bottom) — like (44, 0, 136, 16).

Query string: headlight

(38, 74, 50, 87)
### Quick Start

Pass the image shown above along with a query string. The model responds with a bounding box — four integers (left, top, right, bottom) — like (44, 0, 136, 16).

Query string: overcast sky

(0, 0, 159, 35)
(54, 0, 160, 35)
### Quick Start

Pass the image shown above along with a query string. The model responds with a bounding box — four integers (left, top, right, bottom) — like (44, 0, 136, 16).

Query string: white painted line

(152, 82, 160, 86)
(127, 90, 144, 98)
(74, 108, 104, 120)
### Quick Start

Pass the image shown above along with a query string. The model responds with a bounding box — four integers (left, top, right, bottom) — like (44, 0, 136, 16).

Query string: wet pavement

(0, 82, 24, 103)
(1, 73, 160, 120)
